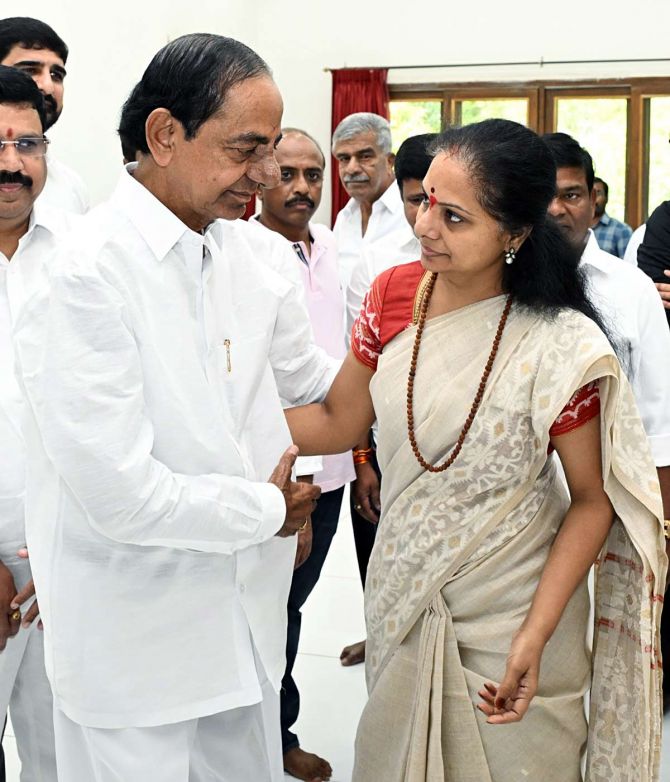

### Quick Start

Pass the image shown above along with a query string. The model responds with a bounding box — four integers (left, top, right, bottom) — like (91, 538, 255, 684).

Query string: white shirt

(0, 203, 75, 562)
(249, 218, 355, 492)
(345, 225, 420, 345)
(39, 155, 90, 215)
(14, 168, 336, 729)
(333, 181, 407, 289)
(623, 223, 646, 266)
(582, 230, 670, 465)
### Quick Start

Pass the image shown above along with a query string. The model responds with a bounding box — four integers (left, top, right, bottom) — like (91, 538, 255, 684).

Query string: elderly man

(0, 16, 89, 213)
(543, 132, 670, 712)
(252, 127, 353, 782)
(0, 65, 75, 782)
(332, 112, 407, 289)
(13, 34, 334, 782)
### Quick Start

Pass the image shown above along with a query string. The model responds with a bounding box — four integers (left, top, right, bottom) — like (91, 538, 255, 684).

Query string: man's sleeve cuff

(255, 481, 287, 539)
(296, 455, 322, 476)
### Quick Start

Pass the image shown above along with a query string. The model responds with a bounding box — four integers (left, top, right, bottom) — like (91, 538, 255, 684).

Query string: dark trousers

(280, 486, 344, 754)
(349, 451, 381, 588)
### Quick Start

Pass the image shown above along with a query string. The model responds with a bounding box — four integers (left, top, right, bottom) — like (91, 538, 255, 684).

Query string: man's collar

(342, 180, 402, 216)
(581, 229, 616, 274)
(378, 180, 403, 213)
(597, 212, 611, 226)
(110, 164, 208, 261)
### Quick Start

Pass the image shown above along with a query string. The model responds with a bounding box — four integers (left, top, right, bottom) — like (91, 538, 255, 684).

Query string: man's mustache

(285, 196, 315, 209)
(0, 171, 33, 187)
(343, 174, 370, 184)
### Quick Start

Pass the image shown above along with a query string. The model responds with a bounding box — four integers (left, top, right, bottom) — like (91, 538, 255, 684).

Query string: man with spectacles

(0, 17, 89, 214)
(0, 64, 75, 782)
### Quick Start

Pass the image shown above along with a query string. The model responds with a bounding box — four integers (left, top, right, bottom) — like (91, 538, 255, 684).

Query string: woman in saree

(286, 119, 667, 782)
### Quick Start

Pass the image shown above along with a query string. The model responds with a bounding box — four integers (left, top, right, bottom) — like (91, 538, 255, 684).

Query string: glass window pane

(646, 96, 670, 217)
(389, 100, 442, 152)
(456, 98, 528, 126)
(555, 97, 628, 223)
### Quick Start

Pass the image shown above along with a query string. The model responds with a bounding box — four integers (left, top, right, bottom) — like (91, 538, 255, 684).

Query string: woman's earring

(504, 247, 516, 265)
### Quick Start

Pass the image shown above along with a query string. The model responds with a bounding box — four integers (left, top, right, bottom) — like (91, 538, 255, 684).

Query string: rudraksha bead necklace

(407, 272, 513, 473)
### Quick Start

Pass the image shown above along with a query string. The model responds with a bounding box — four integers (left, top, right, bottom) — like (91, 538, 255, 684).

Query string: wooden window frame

(390, 77, 670, 226)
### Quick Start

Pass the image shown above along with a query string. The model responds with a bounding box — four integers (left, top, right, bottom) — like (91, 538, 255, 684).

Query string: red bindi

(428, 192, 437, 208)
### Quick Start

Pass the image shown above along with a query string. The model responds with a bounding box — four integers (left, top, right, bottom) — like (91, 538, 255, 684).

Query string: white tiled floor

(4, 495, 670, 780)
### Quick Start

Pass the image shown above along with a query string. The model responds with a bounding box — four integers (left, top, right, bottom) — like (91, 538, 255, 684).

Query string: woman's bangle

(353, 447, 373, 465)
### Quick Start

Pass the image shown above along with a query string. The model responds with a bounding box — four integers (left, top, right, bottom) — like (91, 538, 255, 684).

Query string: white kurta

(38, 155, 90, 215)
(14, 167, 336, 730)
(0, 202, 76, 780)
(333, 181, 407, 289)
(582, 230, 670, 465)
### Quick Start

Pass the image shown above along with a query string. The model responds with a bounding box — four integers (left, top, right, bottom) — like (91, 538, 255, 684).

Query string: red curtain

(330, 68, 390, 225)
(242, 195, 256, 220)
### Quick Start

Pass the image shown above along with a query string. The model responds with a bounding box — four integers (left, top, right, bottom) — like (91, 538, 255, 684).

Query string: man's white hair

(331, 112, 392, 155)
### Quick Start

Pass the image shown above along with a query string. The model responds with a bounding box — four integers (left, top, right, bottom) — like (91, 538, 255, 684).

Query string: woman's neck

(427, 270, 504, 318)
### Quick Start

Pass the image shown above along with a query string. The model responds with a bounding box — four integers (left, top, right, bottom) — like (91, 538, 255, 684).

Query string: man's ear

(589, 187, 597, 220)
(387, 152, 396, 170)
(256, 184, 264, 201)
(145, 108, 178, 168)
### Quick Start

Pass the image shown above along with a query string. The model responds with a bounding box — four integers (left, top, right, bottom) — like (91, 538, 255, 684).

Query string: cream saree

(352, 295, 667, 782)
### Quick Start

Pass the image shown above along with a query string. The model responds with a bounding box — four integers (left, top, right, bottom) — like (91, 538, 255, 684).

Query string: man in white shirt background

(0, 17, 89, 214)
(0, 65, 73, 782)
(543, 132, 670, 713)
(13, 33, 333, 782)
(332, 112, 407, 289)
(252, 127, 354, 782)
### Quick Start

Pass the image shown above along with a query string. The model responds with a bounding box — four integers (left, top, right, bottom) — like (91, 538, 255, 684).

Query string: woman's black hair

(430, 119, 613, 342)
(118, 33, 270, 156)
(0, 64, 47, 130)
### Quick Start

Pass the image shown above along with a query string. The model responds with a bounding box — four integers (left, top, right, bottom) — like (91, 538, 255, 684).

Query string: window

(390, 78, 670, 226)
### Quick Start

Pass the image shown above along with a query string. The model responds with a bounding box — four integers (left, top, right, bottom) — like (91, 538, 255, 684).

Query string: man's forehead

(0, 102, 43, 133)
(334, 131, 381, 154)
(556, 167, 588, 189)
(2, 44, 64, 68)
(276, 135, 324, 168)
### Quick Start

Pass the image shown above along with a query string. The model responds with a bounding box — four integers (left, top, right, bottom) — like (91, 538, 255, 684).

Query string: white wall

(23, 0, 670, 223)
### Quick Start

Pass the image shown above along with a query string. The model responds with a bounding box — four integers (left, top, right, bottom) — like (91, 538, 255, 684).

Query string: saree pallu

(352, 297, 667, 782)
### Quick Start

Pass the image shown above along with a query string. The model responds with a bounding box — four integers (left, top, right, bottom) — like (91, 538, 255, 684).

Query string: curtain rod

(323, 57, 670, 72)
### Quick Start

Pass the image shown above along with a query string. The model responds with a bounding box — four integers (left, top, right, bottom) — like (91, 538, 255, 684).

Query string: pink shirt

(252, 218, 355, 492)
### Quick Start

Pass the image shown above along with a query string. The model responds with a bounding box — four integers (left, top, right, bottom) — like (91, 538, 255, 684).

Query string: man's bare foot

(284, 747, 332, 781)
(340, 639, 365, 666)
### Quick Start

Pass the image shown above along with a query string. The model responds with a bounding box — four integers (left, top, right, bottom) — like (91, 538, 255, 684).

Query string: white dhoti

(53, 662, 282, 782)
(0, 556, 56, 781)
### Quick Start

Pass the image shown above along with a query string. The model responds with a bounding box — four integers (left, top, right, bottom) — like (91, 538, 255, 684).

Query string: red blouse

(351, 261, 600, 439)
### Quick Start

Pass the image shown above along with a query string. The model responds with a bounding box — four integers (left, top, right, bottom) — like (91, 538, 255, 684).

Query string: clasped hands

(269, 445, 321, 540)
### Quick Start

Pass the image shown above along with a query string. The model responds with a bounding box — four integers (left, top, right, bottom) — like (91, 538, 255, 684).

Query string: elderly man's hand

(0, 561, 20, 651)
(269, 446, 322, 538)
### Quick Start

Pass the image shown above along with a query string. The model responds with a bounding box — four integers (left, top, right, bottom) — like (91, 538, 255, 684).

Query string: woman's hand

(352, 460, 381, 524)
(477, 630, 544, 724)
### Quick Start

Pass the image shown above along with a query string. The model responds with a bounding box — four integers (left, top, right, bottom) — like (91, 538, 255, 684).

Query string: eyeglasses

(0, 137, 50, 158)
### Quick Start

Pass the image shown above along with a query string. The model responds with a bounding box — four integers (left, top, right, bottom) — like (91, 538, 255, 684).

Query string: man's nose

(344, 157, 361, 175)
(0, 144, 25, 172)
(293, 173, 310, 195)
(547, 196, 564, 218)
(34, 71, 56, 97)
(251, 153, 280, 189)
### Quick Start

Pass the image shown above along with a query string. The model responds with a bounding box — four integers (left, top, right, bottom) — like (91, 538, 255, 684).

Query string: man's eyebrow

(354, 147, 375, 156)
(227, 132, 279, 146)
